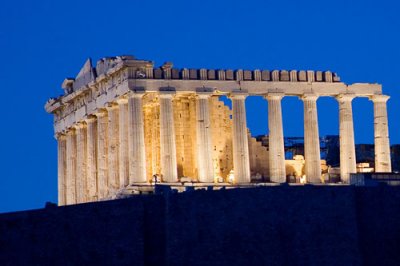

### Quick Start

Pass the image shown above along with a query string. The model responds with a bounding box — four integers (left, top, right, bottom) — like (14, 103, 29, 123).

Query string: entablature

(45, 55, 385, 134)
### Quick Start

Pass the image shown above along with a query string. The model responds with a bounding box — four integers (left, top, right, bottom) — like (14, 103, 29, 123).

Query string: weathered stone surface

(86, 116, 98, 201)
(217, 70, 225, 80)
(56, 134, 66, 206)
(266, 93, 286, 182)
(337, 94, 356, 183)
(181, 68, 189, 79)
(153, 68, 163, 79)
(302, 94, 321, 183)
(199, 69, 207, 80)
(171, 69, 180, 79)
(73, 58, 96, 91)
(290, 70, 297, 82)
(316, 71, 323, 81)
(243, 70, 252, 80)
(272, 70, 279, 81)
(196, 94, 214, 182)
(235, 69, 243, 81)
(371, 95, 391, 172)
(189, 69, 198, 80)
(298, 70, 307, 81)
(128, 94, 147, 183)
(231, 93, 251, 183)
(325, 71, 333, 82)
(117, 99, 129, 188)
(207, 69, 216, 80)
(280, 70, 290, 81)
(96, 111, 109, 198)
(253, 69, 261, 81)
(307, 70, 315, 82)
(75, 123, 87, 203)
(225, 70, 234, 80)
(160, 93, 178, 182)
(261, 70, 270, 81)
(45, 56, 391, 204)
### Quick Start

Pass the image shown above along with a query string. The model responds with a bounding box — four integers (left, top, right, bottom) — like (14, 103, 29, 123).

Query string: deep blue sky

(1, 0, 399, 213)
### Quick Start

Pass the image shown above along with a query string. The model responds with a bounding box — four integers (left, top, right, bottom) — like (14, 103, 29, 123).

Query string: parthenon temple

(45, 55, 392, 205)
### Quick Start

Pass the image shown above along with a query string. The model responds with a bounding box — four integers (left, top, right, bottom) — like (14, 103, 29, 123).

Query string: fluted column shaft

(56, 134, 67, 206)
(231, 93, 251, 184)
(75, 123, 87, 203)
(96, 111, 108, 199)
(371, 95, 392, 172)
(159, 93, 178, 182)
(266, 93, 286, 183)
(86, 116, 98, 201)
(118, 98, 129, 187)
(337, 94, 356, 183)
(107, 104, 120, 193)
(302, 94, 321, 183)
(196, 94, 214, 182)
(65, 129, 77, 204)
(128, 93, 147, 183)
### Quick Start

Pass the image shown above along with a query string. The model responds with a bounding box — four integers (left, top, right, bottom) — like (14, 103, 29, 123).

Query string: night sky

(1, 0, 399, 213)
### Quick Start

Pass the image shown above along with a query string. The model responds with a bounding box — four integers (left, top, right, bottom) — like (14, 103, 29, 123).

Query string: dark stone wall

(0, 186, 399, 266)
(0, 196, 165, 266)
(165, 186, 360, 266)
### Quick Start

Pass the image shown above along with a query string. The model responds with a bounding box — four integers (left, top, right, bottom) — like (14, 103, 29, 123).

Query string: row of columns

(56, 91, 391, 205)
(266, 93, 392, 183)
(57, 93, 149, 205)
(57, 92, 218, 205)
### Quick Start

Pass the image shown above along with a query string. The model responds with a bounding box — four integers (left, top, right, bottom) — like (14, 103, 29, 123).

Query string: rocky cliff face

(1, 186, 400, 266)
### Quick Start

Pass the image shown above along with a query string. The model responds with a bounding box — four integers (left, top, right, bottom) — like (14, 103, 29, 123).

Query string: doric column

(65, 128, 77, 204)
(107, 104, 120, 194)
(266, 93, 286, 183)
(231, 92, 251, 184)
(371, 95, 392, 172)
(301, 94, 321, 183)
(85, 116, 98, 201)
(75, 123, 87, 203)
(337, 94, 356, 183)
(159, 92, 178, 182)
(56, 133, 67, 206)
(128, 93, 147, 183)
(96, 110, 108, 199)
(117, 97, 129, 188)
(196, 93, 214, 183)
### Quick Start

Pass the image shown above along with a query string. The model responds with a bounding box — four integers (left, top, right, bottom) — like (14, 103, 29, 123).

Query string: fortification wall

(1, 186, 400, 265)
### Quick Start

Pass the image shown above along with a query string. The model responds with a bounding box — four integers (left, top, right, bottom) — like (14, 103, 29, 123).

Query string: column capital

(55, 132, 66, 140)
(95, 109, 108, 118)
(129, 91, 146, 99)
(72, 122, 87, 130)
(301, 93, 319, 102)
(84, 114, 97, 123)
(158, 91, 175, 99)
(195, 87, 213, 99)
(265, 92, 285, 101)
(370, 94, 390, 103)
(336, 93, 355, 102)
(115, 96, 129, 104)
(229, 90, 248, 100)
(65, 128, 76, 135)
(196, 92, 213, 99)
(106, 102, 119, 110)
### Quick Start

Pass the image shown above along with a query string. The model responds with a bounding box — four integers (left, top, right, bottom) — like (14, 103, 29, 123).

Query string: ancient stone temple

(45, 55, 392, 205)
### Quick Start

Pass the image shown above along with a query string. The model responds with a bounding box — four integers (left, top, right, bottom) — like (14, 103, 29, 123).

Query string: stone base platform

(118, 182, 286, 196)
